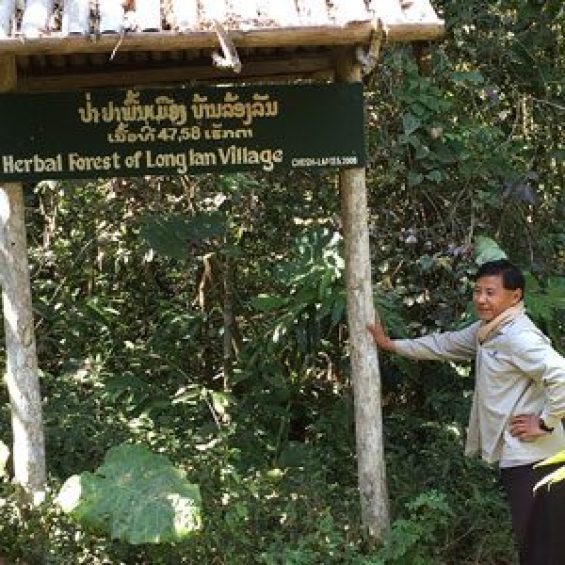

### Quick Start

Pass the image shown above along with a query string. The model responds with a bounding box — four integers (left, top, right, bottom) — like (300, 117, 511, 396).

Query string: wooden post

(0, 55, 46, 499)
(336, 54, 390, 540)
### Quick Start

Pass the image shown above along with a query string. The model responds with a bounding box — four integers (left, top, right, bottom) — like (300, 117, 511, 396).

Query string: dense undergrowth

(1, 360, 516, 564)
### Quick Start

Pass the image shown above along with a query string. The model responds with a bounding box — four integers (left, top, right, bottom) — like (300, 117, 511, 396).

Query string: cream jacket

(394, 313, 565, 467)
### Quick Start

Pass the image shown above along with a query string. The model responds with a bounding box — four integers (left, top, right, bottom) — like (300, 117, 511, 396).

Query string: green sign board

(0, 84, 365, 181)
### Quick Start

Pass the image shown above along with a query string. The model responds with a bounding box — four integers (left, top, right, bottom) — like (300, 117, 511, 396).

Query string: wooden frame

(0, 55, 47, 500)
(0, 0, 444, 540)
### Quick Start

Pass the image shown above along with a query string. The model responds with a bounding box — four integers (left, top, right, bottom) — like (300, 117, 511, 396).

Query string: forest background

(1, 0, 564, 563)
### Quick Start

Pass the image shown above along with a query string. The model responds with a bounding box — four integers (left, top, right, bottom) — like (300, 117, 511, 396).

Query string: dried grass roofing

(0, 1, 444, 90)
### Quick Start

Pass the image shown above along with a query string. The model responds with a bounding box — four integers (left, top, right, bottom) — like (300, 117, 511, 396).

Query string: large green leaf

(474, 236, 507, 265)
(535, 450, 565, 468)
(534, 466, 565, 492)
(534, 451, 565, 491)
(57, 443, 201, 544)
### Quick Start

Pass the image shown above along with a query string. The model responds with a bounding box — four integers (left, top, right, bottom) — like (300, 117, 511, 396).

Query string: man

(368, 259, 565, 564)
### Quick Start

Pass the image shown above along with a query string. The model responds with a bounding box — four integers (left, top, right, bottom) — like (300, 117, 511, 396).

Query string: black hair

(475, 259, 525, 296)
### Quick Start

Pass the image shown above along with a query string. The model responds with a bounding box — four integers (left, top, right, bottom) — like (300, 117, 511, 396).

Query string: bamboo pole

(336, 53, 389, 541)
(0, 55, 46, 500)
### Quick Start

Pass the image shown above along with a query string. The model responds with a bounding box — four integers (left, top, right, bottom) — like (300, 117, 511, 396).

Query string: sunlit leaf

(57, 444, 201, 544)
(534, 467, 565, 492)
(474, 236, 507, 265)
(534, 450, 565, 468)
(403, 113, 421, 136)
(533, 450, 565, 491)
(250, 294, 288, 312)
(172, 384, 202, 405)
(210, 391, 231, 417)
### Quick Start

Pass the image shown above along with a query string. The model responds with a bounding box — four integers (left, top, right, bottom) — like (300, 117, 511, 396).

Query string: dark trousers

(500, 462, 565, 565)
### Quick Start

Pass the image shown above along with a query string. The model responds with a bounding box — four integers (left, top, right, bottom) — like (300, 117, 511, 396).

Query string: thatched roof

(0, 1, 443, 91)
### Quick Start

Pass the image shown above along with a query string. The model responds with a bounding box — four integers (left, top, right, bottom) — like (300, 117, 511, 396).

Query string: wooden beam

(0, 55, 46, 500)
(382, 21, 444, 42)
(369, 0, 444, 41)
(0, 54, 16, 90)
(336, 52, 390, 541)
(0, 21, 443, 57)
(17, 52, 335, 91)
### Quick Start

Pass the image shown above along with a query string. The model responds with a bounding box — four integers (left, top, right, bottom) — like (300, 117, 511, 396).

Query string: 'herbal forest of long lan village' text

(0, 88, 360, 177)
(2, 147, 284, 175)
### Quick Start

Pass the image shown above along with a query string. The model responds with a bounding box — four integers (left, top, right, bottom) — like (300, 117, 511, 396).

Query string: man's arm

(367, 318, 479, 362)
(509, 335, 565, 439)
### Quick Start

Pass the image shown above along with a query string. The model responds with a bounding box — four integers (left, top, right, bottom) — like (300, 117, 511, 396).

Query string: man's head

(473, 259, 525, 322)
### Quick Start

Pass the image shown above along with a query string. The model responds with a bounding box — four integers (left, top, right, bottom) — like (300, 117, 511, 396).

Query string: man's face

(473, 274, 522, 322)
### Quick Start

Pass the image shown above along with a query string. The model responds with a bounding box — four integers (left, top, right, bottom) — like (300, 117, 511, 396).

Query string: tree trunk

(0, 55, 46, 499)
(336, 53, 390, 541)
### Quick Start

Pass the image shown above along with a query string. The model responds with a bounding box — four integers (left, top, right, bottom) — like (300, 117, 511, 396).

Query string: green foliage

(524, 274, 565, 350)
(474, 236, 507, 265)
(140, 211, 226, 261)
(375, 490, 453, 565)
(535, 451, 565, 491)
(248, 226, 345, 358)
(57, 444, 201, 544)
